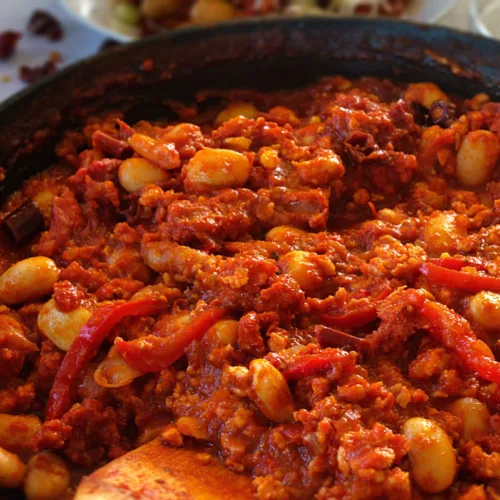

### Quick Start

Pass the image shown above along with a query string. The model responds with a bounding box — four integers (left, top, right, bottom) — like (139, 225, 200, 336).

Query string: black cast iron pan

(0, 15, 500, 500)
(0, 16, 499, 204)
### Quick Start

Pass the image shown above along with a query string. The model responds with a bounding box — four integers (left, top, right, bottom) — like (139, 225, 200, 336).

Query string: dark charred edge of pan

(0, 17, 499, 205)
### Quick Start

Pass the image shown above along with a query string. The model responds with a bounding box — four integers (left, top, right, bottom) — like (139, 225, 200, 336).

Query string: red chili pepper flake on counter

(46, 298, 166, 420)
(28, 10, 64, 41)
(0, 31, 21, 60)
(19, 59, 57, 83)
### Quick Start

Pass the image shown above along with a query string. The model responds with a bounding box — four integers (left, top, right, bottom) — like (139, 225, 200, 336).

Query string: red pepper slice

(283, 348, 355, 381)
(115, 306, 226, 373)
(430, 258, 487, 271)
(320, 304, 378, 329)
(421, 262, 500, 294)
(46, 299, 166, 420)
(419, 300, 500, 384)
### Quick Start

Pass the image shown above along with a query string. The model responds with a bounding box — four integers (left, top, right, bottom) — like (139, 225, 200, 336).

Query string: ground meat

(3, 77, 500, 499)
(0, 382, 36, 413)
(163, 188, 258, 248)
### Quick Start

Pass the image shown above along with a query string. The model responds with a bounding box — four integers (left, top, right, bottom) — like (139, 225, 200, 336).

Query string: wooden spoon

(75, 438, 255, 499)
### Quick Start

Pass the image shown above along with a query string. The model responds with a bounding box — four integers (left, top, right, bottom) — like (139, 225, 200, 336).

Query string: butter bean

(457, 130, 500, 187)
(24, 452, 70, 500)
(249, 359, 295, 423)
(0, 257, 59, 305)
(37, 298, 91, 351)
(403, 417, 456, 493)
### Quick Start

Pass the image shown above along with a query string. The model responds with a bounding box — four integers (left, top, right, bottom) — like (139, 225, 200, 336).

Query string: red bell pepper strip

(320, 304, 378, 329)
(46, 299, 166, 420)
(319, 288, 391, 329)
(283, 348, 355, 381)
(420, 262, 500, 294)
(418, 300, 500, 384)
(115, 306, 226, 372)
(430, 258, 487, 271)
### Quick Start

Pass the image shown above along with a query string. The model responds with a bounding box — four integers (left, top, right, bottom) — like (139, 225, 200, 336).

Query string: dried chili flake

(19, 60, 57, 84)
(0, 31, 21, 60)
(28, 10, 64, 41)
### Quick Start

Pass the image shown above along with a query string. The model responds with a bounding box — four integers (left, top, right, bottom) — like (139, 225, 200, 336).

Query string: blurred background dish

(59, 0, 457, 42)
(0, 0, 467, 102)
(60, 0, 139, 41)
(470, 0, 500, 37)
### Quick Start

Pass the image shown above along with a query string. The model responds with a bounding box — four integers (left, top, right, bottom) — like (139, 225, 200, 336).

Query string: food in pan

(1, 75, 500, 499)
(114, 0, 410, 35)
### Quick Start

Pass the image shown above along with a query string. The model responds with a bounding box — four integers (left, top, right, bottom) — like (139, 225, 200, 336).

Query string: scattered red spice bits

(28, 10, 64, 41)
(0, 31, 22, 60)
(48, 51, 63, 64)
(19, 60, 57, 84)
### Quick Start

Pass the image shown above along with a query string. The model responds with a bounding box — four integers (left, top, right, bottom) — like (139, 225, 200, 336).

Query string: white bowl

(59, 0, 457, 43)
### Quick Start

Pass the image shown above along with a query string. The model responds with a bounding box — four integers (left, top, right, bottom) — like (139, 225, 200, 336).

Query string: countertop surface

(0, 0, 470, 103)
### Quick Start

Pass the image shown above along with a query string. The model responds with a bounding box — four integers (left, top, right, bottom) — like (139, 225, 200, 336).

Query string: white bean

(0, 257, 59, 305)
(469, 291, 500, 330)
(214, 102, 259, 127)
(118, 157, 169, 193)
(137, 415, 172, 446)
(249, 359, 295, 423)
(457, 130, 500, 187)
(94, 346, 144, 388)
(33, 190, 56, 218)
(421, 213, 467, 256)
(265, 225, 308, 244)
(189, 0, 236, 24)
(403, 417, 456, 493)
(405, 82, 449, 109)
(0, 414, 41, 455)
(206, 319, 238, 346)
(176, 416, 209, 440)
(128, 134, 180, 170)
(278, 250, 336, 292)
(37, 298, 91, 351)
(0, 446, 25, 489)
(449, 397, 490, 440)
(183, 148, 251, 193)
(24, 451, 70, 500)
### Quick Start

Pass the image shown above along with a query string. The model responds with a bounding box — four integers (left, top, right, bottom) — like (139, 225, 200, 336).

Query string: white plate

(59, 0, 457, 43)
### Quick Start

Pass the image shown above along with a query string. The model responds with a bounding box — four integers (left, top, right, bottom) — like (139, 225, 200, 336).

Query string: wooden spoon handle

(75, 439, 255, 500)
